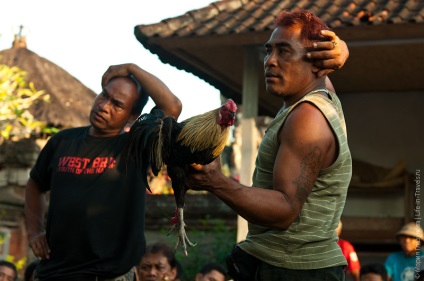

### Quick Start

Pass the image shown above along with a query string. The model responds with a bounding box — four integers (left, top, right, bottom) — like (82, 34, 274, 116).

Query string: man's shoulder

(52, 126, 89, 139)
(386, 251, 404, 262)
(45, 127, 89, 147)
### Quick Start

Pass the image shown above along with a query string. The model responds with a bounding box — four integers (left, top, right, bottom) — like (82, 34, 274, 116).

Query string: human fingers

(313, 56, 341, 70)
(30, 234, 50, 259)
(311, 40, 340, 52)
(189, 163, 204, 171)
(101, 64, 131, 87)
(101, 66, 115, 87)
(189, 158, 220, 172)
(320, 30, 337, 42)
(308, 49, 337, 60)
(39, 235, 51, 259)
(311, 40, 349, 72)
(316, 68, 334, 78)
(311, 65, 334, 77)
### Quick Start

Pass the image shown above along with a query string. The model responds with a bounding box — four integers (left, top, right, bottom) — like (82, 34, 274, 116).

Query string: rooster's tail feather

(126, 109, 166, 191)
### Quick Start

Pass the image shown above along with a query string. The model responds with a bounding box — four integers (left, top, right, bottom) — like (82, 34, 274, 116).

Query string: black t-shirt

(30, 127, 146, 280)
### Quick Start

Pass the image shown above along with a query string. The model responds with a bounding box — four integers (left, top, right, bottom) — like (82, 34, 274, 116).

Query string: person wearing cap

(384, 222, 423, 281)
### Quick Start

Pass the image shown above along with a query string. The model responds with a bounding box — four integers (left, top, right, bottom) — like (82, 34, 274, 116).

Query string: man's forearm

(128, 64, 182, 119)
(25, 178, 47, 236)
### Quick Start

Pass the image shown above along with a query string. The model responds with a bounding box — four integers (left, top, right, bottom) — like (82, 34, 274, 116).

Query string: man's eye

(113, 101, 123, 108)
(158, 266, 166, 272)
(278, 48, 286, 54)
(140, 265, 150, 271)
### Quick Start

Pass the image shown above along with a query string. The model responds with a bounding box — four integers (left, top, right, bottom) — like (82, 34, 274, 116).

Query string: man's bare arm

(307, 30, 350, 77)
(101, 63, 182, 120)
(25, 178, 50, 259)
(187, 102, 337, 229)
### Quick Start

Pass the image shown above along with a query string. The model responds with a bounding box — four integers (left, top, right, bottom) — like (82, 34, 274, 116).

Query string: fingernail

(313, 43, 317, 48)
(321, 30, 326, 34)
(306, 53, 311, 58)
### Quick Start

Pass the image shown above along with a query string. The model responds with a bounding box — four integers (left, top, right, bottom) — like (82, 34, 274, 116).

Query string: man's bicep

(273, 103, 331, 213)
(273, 141, 322, 213)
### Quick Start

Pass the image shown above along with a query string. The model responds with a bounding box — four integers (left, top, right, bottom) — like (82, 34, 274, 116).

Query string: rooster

(127, 99, 237, 255)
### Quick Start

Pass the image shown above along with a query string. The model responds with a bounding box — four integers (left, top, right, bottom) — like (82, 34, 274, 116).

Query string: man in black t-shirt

(24, 63, 182, 281)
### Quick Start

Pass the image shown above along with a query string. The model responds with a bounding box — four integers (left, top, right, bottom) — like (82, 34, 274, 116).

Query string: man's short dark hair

(360, 263, 388, 281)
(274, 9, 331, 47)
(199, 262, 227, 277)
(128, 75, 149, 116)
(144, 242, 177, 270)
(0, 260, 18, 280)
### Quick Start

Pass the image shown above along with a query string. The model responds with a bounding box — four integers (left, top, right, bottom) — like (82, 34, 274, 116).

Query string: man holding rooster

(24, 63, 182, 281)
(24, 10, 348, 281)
(186, 9, 351, 281)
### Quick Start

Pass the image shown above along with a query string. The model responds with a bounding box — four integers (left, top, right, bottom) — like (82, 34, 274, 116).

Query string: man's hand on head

(101, 63, 136, 87)
(307, 30, 349, 77)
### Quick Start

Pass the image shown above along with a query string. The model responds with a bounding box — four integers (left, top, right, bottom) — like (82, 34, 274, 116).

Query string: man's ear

(128, 113, 139, 123)
(311, 66, 321, 75)
(170, 267, 178, 280)
(195, 273, 203, 281)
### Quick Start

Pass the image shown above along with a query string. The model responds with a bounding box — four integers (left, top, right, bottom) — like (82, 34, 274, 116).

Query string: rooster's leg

(167, 207, 195, 255)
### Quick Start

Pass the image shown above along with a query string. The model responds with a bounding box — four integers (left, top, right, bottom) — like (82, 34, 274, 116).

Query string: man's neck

(282, 80, 327, 109)
(88, 126, 124, 137)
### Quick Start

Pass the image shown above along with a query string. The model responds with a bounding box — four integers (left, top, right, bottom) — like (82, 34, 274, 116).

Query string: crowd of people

(2, 220, 423, 281)
(132, 241, 226, 281)
(0, 6, 421, 281)
(338, 222, 424, 281)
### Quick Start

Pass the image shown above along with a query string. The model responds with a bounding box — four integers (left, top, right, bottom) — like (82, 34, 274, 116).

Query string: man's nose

(146, 268, 158, 276)
(98, 99, 111, 111)
(264, 51, 277, 67)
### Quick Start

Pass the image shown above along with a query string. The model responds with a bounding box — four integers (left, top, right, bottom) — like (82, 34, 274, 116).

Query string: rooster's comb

(224, 99, 237, 112)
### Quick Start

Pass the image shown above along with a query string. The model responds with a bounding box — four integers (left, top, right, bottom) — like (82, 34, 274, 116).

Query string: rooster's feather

(126, 99, 237, 255)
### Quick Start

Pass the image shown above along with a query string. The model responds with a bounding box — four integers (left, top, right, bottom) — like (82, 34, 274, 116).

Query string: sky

(0, 0, 220, 121)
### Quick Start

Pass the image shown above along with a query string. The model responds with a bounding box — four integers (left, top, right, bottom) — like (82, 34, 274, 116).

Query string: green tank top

(239, 90, 352, 269)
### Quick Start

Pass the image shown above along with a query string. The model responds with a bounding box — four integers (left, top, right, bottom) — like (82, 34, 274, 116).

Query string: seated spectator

(195, 262, 226, 281)
(24, 260, 40, 281)
(385, 222, 423, 281)
(336, 220, 361, 281)
(0, 260, 17, 281)
(136, 242, 178, 281)
(360, 263, 388, 281)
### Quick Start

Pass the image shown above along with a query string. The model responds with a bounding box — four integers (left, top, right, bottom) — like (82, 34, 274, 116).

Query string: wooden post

(237, 46, 259, 242)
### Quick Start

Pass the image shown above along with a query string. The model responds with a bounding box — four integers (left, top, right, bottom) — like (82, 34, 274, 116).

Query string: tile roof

(136, 0, 424, 39)
(134, 0, 424, 116)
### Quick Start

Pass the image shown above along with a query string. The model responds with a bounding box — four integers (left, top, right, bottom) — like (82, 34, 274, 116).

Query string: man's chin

(90, 115, 106, 127)
(266, 88, 283, 97)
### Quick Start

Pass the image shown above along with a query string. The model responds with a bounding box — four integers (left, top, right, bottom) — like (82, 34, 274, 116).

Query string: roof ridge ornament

(12, 25, 27, 49)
